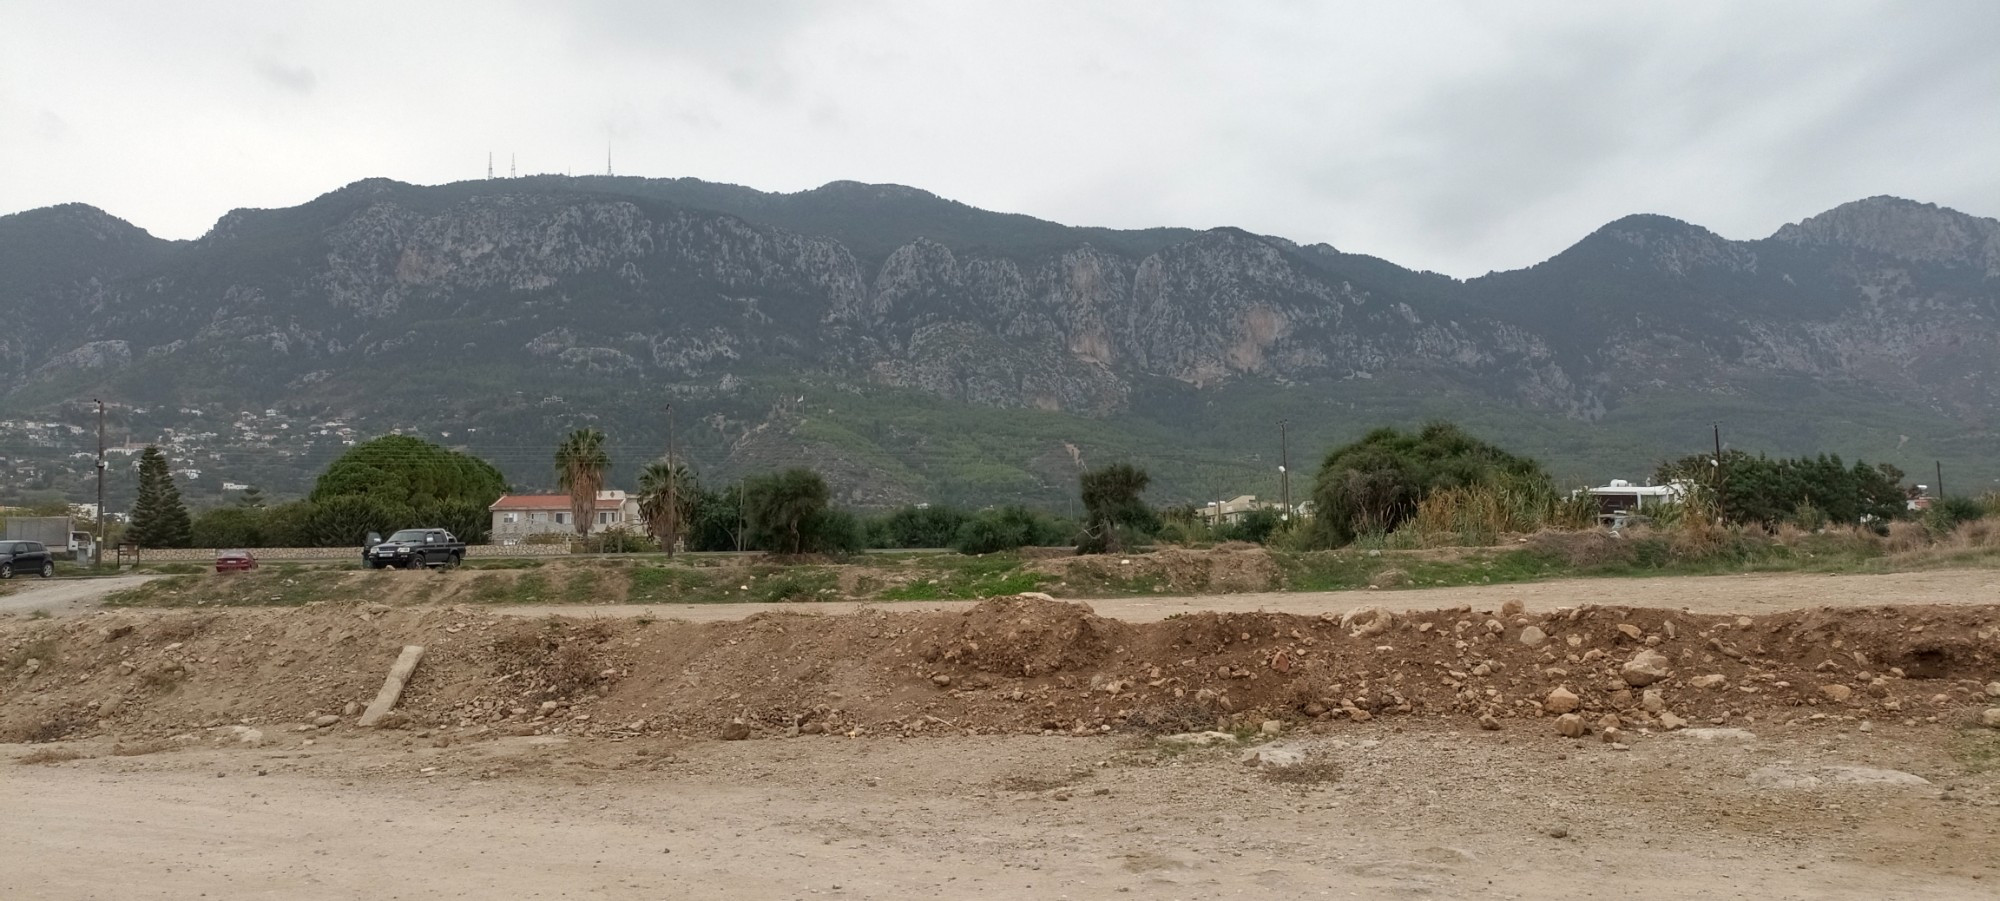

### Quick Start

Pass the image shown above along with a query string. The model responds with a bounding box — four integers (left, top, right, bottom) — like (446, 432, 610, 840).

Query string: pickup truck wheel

(405, 555, 425, 570)
(445, 553, 463, 570)
(39, 561, 54, 578)
(0, 563, 11, 579)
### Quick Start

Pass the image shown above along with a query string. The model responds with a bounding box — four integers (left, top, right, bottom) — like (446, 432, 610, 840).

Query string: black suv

(364, 529, 467, 569)
(0, 540, 55, 579)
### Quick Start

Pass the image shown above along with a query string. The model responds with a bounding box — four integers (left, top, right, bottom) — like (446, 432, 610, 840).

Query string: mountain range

(1, 176, 1995, 509)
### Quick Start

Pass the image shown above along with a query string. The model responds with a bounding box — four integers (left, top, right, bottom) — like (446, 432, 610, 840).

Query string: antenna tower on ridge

(510, 153, 516, 178)
(606, 142, 613, 177)
(487, 152, 493, 179)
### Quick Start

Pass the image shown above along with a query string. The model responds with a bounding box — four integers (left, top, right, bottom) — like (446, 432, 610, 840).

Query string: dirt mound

(4, 595, 1998, 745)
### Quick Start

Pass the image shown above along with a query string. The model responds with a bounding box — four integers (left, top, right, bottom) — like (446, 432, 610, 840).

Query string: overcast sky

(4, 1, 1996, 277)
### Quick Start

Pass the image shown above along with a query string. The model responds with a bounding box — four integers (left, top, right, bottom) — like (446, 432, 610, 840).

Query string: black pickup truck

(363, 528, 467, 569)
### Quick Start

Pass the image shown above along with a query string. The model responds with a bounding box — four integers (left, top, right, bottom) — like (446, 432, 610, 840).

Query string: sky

(3, 0, 1997, 277)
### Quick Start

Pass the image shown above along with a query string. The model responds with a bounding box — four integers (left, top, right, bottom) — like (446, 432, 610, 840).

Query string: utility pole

(665, 403, 678, 557)
(93, 399, 106, 568)
(1278, 419, 1291, 524)
(1936, 460, 1944, 500)
(1712, 422, 1726, 523)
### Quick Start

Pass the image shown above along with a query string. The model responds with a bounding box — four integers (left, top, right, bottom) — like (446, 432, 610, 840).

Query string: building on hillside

(488, 490, 642, 545)
(1200, 494, 1281, 525)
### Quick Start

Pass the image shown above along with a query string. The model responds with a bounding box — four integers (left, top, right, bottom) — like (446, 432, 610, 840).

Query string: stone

(1616, 624, 1643, 641)
(1749, 765, 1930, 790)
(1658, 712, 1688, 730)
(931, 673, 952, 687)
(799, 722, 826, 735)
(1820, 684, 1853, 703)
(1485, 619, 1505, 635)
(1501, 600, 1524, 616)
(1544, 825, 1569, 839)
(342, 702, 360, 717)
(1341, 606, 1394, 638)
(1260, 720, 1283, 736)
(1544, 687, 1580, 714)
(1479, 714, 1501, 731)
(1986, 682, 2000, 699)
(1981, 708, 2000, 729)
(1641, 689, 1666, 713)
(1621, 650, 1672, 687)
(1555, 714, 1586, 738)
(1679, 727, 1756, 742)
(719, 721, 752, 741)
(1601, 727, 1625, 744)
(540, 701, 559, 713)
(1518, 626, 1548, 648)
(313, 714, 340, 728)
(1689, 674, 1727, 689)
(1608, 689, 1634, 709)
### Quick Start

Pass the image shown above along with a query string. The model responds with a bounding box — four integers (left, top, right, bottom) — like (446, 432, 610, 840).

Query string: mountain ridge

(0, 178, 1993, 508)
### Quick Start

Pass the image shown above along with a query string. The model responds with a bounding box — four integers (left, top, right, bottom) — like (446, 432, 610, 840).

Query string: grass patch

(1949, 729, 2000, 775)
(469, 572, 553, 604)
(560, 570, 605, 604)
(627, 566, 717, 603)
(751, 568, 839, 603)
(462, 558, 548, 571)
(15, 747, 88, 765)
(880, 554, 1049, 600)
(105, 570, 351, 607)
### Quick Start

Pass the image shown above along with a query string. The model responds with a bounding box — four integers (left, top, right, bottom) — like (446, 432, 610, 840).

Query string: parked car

(0, 540, 56, 579)
(215, 549, 258, 573)
(363, 528, 466, 569)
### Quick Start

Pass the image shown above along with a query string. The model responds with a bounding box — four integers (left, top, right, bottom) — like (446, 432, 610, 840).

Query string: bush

(577, 529, 655, 554)
(1309, 423, 1551, 548)
(863, 505, 970, 549)
(952, 506, 1073, 555)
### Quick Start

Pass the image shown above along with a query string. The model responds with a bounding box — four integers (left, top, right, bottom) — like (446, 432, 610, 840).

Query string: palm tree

(637, 458, 695, 553)
(553, 428, 610, 540)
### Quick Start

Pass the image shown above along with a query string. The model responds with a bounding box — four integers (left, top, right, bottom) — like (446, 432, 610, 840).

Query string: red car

(215, 550, 258, 573)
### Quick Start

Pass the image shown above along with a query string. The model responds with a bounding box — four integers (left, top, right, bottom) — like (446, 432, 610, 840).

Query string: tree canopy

(554, 428, 610, 540)
(1658, 450, 1905, 527)
(1078, 463, 1155, 553)
(1309, 423, 1548, 546)
(310, 435, 505, 508)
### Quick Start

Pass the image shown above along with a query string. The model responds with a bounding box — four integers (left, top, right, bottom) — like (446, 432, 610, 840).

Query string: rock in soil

(720, 721, 752, 741)
(1621, 649, 1673, 687)
(1555, 714, 1586, 738)
(1544, 687, 1579, 714)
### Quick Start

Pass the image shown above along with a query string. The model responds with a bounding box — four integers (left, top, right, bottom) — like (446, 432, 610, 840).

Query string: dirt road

(0, 575, 154, 617)
(500, 567, 2000, 623)
(6, 724, 1996, 900)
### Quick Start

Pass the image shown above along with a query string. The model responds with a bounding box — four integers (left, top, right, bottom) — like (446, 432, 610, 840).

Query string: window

(528, 512, 544, 523)
(598, 511, 612, 524)
(555, 513, 567, 524)
(503, 512, 519, 524)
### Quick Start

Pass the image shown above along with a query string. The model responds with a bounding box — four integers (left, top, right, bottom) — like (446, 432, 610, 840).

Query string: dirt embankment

(4, 595, 1998, 745)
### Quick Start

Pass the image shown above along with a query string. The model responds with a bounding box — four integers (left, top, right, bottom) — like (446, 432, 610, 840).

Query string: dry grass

(15, 747, 88, 765)
(1259, 757, 1343, 785)
(109, 739, 177, 757)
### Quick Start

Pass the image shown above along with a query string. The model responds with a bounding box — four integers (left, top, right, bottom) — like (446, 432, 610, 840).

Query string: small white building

(1586, 479, 1689, 521)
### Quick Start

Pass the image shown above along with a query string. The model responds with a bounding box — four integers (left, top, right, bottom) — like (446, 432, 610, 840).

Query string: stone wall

(122, 544, 574, 563)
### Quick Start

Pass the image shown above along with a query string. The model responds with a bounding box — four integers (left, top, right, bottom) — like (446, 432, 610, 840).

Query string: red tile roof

(489, 494, 625, 511)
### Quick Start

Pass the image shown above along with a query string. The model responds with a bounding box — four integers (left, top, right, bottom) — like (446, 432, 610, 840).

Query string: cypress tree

(129, 445, 193, 548)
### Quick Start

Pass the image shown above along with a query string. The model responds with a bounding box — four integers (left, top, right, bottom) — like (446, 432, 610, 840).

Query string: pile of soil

(3, 595, 1997, 744)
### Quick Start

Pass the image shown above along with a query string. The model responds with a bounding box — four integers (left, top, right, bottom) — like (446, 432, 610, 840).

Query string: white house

(487, 490, 643, 545)
(1585, 479, 1689, 520)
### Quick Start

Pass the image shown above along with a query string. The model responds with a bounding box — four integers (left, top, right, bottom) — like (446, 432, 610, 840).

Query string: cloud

(253, 58, 318, 94)
(0, 0, 1995, 277)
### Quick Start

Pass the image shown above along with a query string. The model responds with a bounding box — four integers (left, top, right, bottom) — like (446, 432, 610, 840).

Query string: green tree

(1309, 423, 1548, 547)
(951, 505, 1073, 554)
(743, 468, 832, 555)
(636, 459, 697, 552)
(191, 507, 265, 548)
(1078, 463, 1155, 553)
(236, 486, 267, 508)
(310, 435, 505, 508)
(553, 428, 610, 540)
(127, 446, 193, 548)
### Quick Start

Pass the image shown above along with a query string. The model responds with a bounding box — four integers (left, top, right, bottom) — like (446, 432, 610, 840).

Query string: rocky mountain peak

(1771, 196, 2000, 271)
